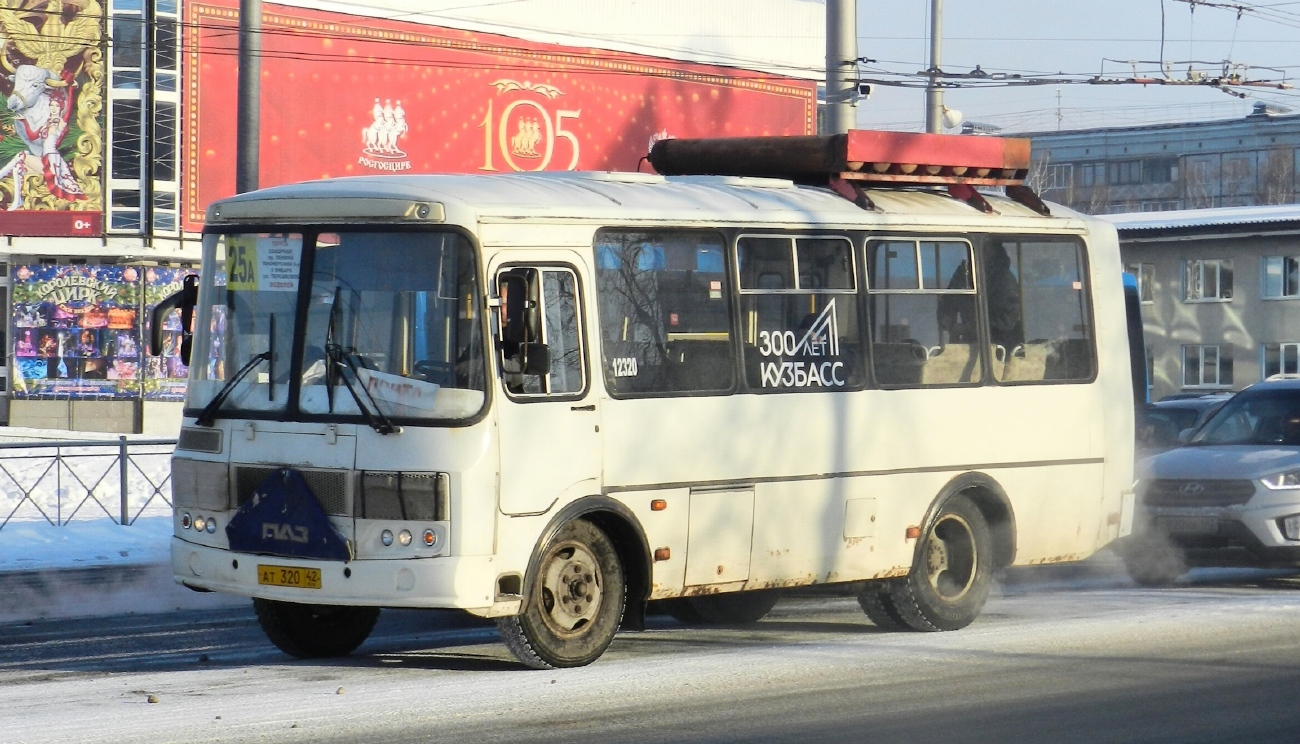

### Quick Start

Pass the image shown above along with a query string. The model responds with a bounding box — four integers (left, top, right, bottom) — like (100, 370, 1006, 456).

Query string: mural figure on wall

(0, 0, 103, 213)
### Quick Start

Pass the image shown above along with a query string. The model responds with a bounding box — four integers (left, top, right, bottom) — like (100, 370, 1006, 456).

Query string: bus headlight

(380, 529, 394, 547)
(398, 530, 413, 547)
(206, 518, 217, 534)
(423, 529, 436, 547)
(193, 516, 207, 533)
(180, 513, 192, 530)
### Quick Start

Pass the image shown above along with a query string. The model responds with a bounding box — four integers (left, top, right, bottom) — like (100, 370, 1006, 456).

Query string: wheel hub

(925, 514, 977, 602)
(539, 543, 602, 636)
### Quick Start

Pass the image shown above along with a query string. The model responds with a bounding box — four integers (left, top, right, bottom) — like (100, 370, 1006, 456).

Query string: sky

(848, 0, 1300, 133)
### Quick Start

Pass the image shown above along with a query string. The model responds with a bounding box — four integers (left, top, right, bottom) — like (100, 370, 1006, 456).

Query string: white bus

(159, 134, 1135, 669)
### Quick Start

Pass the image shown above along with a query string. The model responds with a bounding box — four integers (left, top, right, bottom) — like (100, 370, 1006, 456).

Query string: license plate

(257, 564, 322, 589)
(1158, 517, 1219, 535)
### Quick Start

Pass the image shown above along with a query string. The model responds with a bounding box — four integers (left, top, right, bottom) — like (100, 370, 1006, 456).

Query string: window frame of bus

(188, 223, 493, 428)
(493, 262, 591, 403)
(593, 228, 737, 399)
(864, 235, 985, 389)
(734, 232, 865, 393)
(979, 234, 1099, 387)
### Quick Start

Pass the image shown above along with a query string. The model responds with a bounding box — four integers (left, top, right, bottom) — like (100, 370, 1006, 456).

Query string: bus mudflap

(226, 468, 353, 562)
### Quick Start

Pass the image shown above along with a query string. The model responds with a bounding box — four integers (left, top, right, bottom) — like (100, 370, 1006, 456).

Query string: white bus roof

(207, 172, 1095, 234)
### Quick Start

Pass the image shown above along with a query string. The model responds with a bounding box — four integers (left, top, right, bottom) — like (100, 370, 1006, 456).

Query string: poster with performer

(11, 265, 141, 398)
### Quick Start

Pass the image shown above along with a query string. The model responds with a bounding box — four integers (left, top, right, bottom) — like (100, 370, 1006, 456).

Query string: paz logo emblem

(359, 98, 412, 172)
(1179, 481, 1205, 496)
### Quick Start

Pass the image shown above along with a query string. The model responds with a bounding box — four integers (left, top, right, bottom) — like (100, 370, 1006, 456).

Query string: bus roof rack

(647, 130, 1049, 216)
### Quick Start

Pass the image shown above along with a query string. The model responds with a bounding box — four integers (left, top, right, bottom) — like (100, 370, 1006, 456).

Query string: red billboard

(184, 1, 816, 230)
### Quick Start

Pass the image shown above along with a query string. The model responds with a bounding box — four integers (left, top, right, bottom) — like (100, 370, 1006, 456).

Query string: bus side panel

(1085, 224, 1138, 547)
(609, 488, 690, 600)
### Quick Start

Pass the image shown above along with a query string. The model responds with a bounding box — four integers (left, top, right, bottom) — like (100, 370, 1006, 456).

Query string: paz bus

(155, 131, 1136, 669)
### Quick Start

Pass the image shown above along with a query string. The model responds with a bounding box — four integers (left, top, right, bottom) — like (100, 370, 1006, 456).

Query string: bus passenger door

(493, 262, 601, 515)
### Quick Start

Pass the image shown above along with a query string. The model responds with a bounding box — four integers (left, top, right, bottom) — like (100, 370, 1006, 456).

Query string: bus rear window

(594, 230, 734, 396)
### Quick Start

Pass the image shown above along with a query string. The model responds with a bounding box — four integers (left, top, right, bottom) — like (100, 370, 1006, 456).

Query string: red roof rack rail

(646, 130, 1049, 215)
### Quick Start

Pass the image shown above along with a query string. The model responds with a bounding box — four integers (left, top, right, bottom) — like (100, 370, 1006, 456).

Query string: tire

(666, 590, 781, 625)
(497, 519, 626, 669)
(857, 584, 908, 630)
(253, 599, 380, 659)
(1120, 536, 1186, 587)
(889, 494, 994, 632)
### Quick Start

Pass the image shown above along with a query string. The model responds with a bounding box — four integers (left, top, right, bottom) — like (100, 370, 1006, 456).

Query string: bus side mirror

(498, 271, 529, 348)
(150, 274, 199, 366)
(521, 341, 550, 376)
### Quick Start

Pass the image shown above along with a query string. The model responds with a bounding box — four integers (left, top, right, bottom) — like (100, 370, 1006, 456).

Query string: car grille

(233, 466, 350, 515)
(1142, 478, 1257, 507)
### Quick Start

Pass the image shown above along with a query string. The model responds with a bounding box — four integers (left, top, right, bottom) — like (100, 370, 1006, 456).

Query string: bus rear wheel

(497, 519, 625, 669)
(663, 590, 781, 625)
(253, 599, 380, 658)
(889, 495, 993, 632)
(856, 584, 908, 630)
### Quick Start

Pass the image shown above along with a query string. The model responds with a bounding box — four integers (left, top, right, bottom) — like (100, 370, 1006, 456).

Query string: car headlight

(1261, 469, 1300, 490)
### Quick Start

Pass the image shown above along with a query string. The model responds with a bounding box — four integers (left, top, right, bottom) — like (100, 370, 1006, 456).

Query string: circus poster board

(11, 265, 140, 398)
(183, 0, 815, 230)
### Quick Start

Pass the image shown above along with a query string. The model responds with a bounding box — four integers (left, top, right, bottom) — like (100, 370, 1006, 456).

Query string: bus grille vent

(234, 466, 350, 515)
(177, 427, 223, 454)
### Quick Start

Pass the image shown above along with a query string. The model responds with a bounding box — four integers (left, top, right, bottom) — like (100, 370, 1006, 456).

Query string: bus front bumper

(171, 537, 505, 611)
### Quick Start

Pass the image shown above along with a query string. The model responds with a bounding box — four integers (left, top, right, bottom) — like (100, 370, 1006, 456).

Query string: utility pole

(925, 0, 943, 133)
(236, 0, 262, 194)
(824, 0, 857, 134)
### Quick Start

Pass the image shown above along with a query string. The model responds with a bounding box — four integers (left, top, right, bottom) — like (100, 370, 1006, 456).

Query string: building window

(1079, 163, 1102, 188)
(1183, 259, 1233, 302)
(1183, 344, 1233, 388)
(1038, 163, 1073, 193)
(1263, 342, 1300, 378)
(108, 0, 180, 236)
(1108, 160, 1142, 186)
(1263, 255, 1300, 299)
(1125, 262, 1154, 303)
(1145, 158, 1179, 183)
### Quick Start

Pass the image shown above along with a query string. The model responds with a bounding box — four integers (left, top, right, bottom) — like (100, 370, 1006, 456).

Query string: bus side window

(594, 230, 735, 396)
(867, 238, 982, 387)
(497, 266, 586, 398)
(736, 235, 862, 392)
(985, 238, 1095, 384)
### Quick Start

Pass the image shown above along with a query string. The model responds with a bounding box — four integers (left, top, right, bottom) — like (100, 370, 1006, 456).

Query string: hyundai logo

(1179, 482, 1206, 497)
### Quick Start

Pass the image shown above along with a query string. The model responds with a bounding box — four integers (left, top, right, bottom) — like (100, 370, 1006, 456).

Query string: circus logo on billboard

(480, 79, 580, 172)
(0, 0, 104, 236)
(358, 98, 411, 172)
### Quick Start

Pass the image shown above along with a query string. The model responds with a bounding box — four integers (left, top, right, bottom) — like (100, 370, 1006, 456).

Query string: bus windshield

(188, 230, 486, 423)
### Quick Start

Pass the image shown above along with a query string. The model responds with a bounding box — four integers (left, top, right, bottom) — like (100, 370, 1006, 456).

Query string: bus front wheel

(497, 519, 626, 669)
(253, 599, 380, 658)
(889, 495, 993, 632)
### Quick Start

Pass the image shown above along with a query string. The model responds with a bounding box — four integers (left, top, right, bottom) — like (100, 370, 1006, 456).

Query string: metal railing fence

(0, 438, 178, 530)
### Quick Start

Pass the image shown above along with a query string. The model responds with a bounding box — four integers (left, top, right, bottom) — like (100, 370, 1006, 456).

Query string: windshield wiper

(195, 349, 271, 426)
(325, 342, 402, 435)
(323, 287, 401, 435)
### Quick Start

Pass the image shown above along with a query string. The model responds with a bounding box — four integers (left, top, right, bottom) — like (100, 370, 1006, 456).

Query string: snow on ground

(0, 429, 243, 622)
